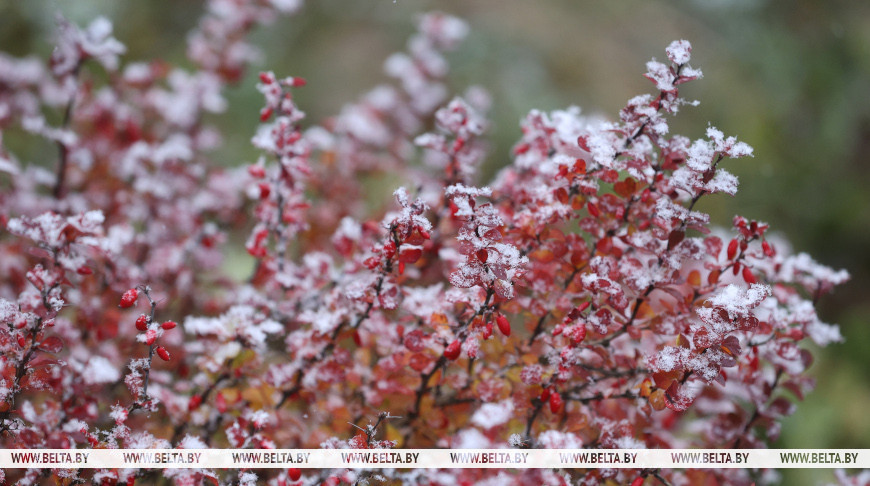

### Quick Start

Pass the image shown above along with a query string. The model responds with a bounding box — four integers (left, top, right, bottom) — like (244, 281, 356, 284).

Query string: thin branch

(53, 65, 81, 199)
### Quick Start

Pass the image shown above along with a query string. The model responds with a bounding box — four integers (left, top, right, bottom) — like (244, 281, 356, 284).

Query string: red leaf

(38, 336, 63, 354)
(399, 248, 422, 263)
(664, 380, 695, 412)
(704, 236, 723, 258)
(403, 329, 426, 352)
(587, 202, 601, 218)
(667, 230, 685, 251)
(569, 323, 587, 344)
(762, 240, 775, 257)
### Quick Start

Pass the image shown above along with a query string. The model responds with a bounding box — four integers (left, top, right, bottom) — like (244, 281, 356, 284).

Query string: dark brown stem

(523, 397, 546, 444)
(171, 372, 230, 443)
(408, 356, 447, 422)
(53, 67, 80, 199)
(563, 390, 637, 404)
(527, 312, 550, 346)
(653, 471, 674, 486)
(276, 229, 398, 409)
(138, 287, 159, 404)
(733, 368, 783, 448)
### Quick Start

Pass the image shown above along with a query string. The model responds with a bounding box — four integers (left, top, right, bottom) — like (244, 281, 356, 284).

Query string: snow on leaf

(666, 40, 692, 65)
(82, 356, 121, 385)
(537, 430, 583, 449)
(470, 399, 514, 429)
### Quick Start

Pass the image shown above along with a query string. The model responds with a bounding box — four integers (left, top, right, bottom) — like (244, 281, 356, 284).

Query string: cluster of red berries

(119, 287, 175, 361)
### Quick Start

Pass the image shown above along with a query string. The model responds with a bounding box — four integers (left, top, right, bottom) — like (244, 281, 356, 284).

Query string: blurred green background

(2, 1, 868, 483)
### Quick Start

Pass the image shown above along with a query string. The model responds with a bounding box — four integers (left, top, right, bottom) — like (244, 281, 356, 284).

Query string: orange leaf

(529, 248, 555, 263)
(687, 269, 701, 287)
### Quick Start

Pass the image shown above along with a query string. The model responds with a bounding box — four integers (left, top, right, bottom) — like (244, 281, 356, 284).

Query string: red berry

(258, 182, 271, 199)
(161, 320, 177, 330)
(742, 266, 757, 284)
(215, 392, 228, 413)
(631, 477, 645, 486)
(540, 387, 551, 402)
(549, 391, 562, 413)
(188, 394, 202, 411)
(248, 165, 266, 178)
(444, 340, 461, 360)
(288, 468, 302, 481)
(119, 288, 138, 308)
(135, 314, 149, 332)
(482, 322, 493, 340)
(156, 346, 171, 361)
(727, 238, 739, 260)
(145, 329, 157, 346)
(496, 315, 511, 337)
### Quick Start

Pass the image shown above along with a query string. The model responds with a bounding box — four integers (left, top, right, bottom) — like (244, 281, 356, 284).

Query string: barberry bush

(0, 2, 852, 485)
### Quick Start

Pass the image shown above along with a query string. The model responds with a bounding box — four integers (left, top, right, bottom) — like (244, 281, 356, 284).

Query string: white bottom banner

(1, 449, 866, 469)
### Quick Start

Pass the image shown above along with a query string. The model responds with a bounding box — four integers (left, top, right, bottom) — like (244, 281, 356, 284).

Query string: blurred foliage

(2, 0, 868, 482)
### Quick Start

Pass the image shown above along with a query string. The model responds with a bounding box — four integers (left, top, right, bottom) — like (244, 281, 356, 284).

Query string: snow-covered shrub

(0, 2, 850, 485)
